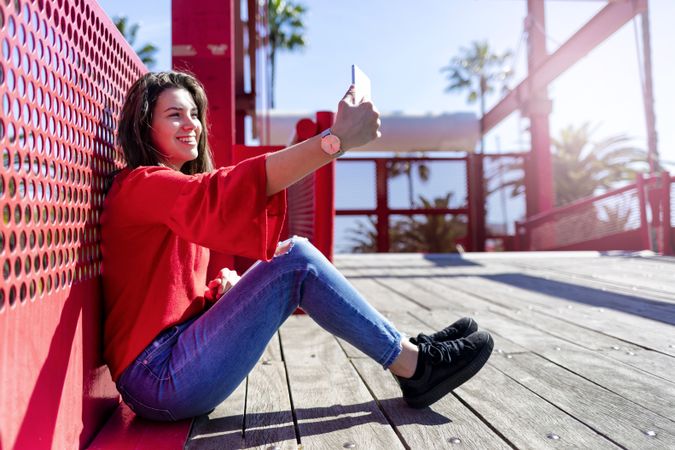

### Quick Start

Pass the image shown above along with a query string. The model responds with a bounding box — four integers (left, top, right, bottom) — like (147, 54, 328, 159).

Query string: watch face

(321, 134, 341, 155)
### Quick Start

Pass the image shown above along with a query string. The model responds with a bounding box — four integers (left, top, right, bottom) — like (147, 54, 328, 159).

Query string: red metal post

(173, 0, 236, 167)
(467, 154, 486, 251)
(659, 172, 672, 255)
(636, 174, 653, 251)
(375, 160, 390, 252)
(525, 0, 554, 216)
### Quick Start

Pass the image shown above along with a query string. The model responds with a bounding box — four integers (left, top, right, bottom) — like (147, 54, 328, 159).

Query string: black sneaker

(396, 330, 494, 409)
(410, 317, 478, 345)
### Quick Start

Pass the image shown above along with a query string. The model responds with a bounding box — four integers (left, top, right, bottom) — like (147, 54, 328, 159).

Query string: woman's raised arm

(265, 85, 381, 196)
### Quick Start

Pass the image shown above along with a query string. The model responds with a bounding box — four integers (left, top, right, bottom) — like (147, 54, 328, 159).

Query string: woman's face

(150, 87, 202, 170)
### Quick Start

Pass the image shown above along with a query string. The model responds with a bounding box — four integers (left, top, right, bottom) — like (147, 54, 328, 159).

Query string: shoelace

(414, 325, 461, 344)
(419, 338, 473, 365)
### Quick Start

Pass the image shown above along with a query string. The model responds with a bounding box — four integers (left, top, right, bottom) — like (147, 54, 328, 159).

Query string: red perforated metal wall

(0, 1, 146, 448)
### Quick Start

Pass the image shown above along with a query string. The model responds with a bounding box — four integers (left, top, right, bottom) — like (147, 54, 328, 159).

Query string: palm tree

(397, 194, 467, 253)
(441, 41, 512, 152)
(346, 193, 466, 253)
(113, 16, 158, 69)
(268, 0, 307, 108)
(387, 157, 431, 208)
(490, 123, 649, 207)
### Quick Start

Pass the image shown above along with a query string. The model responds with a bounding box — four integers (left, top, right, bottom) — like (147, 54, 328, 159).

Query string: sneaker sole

(405, 333, 494, 409)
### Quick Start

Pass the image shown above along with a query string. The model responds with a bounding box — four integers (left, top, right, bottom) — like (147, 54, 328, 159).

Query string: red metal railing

(337, 156, 470, 252)
(335, 153, 526, 253)
(516, 173, 673, 254)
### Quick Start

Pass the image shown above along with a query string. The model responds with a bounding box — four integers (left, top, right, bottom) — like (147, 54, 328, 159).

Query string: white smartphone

(351, 64, 371, 103)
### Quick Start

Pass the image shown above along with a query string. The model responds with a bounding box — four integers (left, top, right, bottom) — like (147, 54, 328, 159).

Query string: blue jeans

(116, 236, 403, 421)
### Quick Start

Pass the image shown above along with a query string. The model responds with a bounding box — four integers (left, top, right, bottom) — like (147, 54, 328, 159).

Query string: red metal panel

(0, 1, 146, 448)
(87, 403, 191, 450)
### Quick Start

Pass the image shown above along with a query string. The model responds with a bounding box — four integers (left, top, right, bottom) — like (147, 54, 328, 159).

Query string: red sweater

(100, 154, 286, 381)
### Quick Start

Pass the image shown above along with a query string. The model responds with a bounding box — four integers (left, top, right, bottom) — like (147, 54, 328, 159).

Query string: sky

(97, 0, 675, 251)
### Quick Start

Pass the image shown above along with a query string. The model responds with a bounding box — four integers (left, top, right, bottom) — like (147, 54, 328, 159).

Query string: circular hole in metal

(8, 231, 16, 252)
(8, 285, 16, 307)
(14, 257, 21, 277)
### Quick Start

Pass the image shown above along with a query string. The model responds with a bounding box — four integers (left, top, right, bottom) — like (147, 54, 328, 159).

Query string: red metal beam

(481, 0, 648, 134)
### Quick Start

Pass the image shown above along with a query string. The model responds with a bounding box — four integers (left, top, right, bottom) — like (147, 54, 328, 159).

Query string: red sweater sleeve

(111, 154, 286, 260)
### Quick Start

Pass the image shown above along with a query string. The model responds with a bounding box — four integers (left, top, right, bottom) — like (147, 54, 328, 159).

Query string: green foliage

(441, 40, 513, 115)
(491, 122, 649, 206)
(346, 194, 466, 253)
(387, 157, 431, 208)
(268, 0, 307, 107)
(113, 16, 158, 69)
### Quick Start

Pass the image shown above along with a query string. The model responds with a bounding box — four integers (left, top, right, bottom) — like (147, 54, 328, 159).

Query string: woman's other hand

(331, 85, 382, 152)
(205, 268, 241, 301)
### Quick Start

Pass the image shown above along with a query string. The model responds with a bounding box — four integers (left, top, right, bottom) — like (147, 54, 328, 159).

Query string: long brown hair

(117, 71, 214, 175)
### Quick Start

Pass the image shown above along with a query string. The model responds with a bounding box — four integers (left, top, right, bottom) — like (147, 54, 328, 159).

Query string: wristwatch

(320, 128, 345, 157)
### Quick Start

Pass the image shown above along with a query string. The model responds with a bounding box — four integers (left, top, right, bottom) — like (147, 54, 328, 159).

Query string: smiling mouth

(176, 136, 197, 144)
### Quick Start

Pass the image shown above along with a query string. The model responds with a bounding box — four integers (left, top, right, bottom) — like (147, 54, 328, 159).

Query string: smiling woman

(100, 69, 493, 422)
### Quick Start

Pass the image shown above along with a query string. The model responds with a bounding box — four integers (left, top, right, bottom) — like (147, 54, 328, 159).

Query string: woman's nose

(182, 118, 197, 130)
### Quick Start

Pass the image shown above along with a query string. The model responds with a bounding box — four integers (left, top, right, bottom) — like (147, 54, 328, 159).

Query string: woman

(101, 71, 493, 421)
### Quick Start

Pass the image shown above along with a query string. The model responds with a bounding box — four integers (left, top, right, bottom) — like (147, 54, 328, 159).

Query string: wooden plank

(410, 277, 518, 314)
(344, 278, 425, 313)
(185, 379, 246, 450)
(499, 256, 675, 302)
(374, 276, 469, 310)
(351, 358, 512, 450)
(434, 275, 675, 356)
(443, 272, 675, 324)
(490, 352, 675, 448)
(455, 364, 620, 449)
(260, 331, 282, 362)
(465, 309, 675, 420)
(478, 304, 675, 384)
(279, 315, 404, 449)
(243, 360, 297, 449)
(502, 259, 675, 306)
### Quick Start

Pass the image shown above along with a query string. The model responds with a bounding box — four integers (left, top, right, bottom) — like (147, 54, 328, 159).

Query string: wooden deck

(185, 252, 675, 449)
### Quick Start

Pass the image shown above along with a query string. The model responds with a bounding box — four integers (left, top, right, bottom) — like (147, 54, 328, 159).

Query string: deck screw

(626, 351, 635, 356)
(496, 348, 503, 353)
(644, 430, 657, 437)
(310, 353, 316, 358)
(447, 437, 461, 444)
(669, 344, 675, 348)
(506, 354, 513, 359)
(611, 346, 620, 350)
(546, 433, 560, 440)
(262, 359, 271, 365)
(267, 446, 281, 450)
(343, 442, 356, 448)
(566, 305, 573, 309)
(554, 346, 561, 351)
